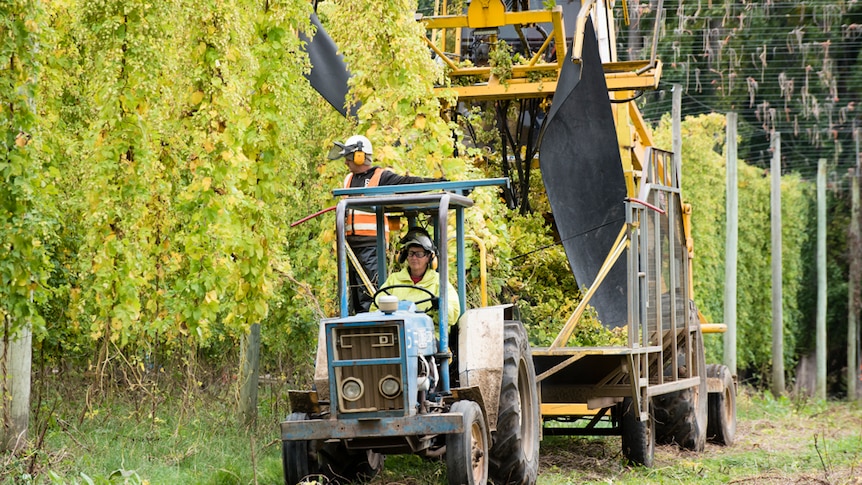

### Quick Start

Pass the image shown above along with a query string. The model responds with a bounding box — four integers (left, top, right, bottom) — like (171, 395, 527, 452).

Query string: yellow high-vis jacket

(374, 267, 460, 327)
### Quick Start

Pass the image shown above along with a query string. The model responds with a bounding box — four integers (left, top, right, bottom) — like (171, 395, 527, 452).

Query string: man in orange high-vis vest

(328, 134, 443, 313)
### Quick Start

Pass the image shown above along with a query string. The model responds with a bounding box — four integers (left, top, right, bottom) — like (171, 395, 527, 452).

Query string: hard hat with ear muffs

(327, 134, 373, 164)
(398, 227, 437, 264)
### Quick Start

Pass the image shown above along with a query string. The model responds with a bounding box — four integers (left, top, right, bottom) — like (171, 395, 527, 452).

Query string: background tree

(634, 0, 861, 176)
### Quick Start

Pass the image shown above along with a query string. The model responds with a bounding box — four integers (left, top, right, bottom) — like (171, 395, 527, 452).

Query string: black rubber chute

(301, 14, 358, 118)
(538, 17, 628, 329)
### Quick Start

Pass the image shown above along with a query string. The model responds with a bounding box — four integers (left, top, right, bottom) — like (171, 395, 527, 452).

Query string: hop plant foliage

(321, 0, 465, 180)
(30, 0, 319, 354)
(0, 0, 57, 336)
(10, 0, 497, 372)
(4, 0, 824, 393)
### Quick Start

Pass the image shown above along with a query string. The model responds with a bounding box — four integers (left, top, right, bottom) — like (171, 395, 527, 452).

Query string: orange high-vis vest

(343, 169, 390, 238)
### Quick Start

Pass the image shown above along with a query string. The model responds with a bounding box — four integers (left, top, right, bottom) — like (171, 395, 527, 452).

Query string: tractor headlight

(379, 375, 402, 399)
(341, 378, 364, 401)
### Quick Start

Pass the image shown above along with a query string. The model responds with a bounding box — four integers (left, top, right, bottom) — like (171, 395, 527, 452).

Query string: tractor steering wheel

(373, 284, 438, 309)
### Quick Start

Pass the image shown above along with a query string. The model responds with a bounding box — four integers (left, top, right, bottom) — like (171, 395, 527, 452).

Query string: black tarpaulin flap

(538, 17, 628, 329)
(301, 14, 359, 118)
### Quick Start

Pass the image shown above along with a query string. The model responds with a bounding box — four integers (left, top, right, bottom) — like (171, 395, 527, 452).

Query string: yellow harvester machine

(421, 0, 736, 467)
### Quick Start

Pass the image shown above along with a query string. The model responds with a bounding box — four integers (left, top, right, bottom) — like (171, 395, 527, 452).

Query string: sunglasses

(407, 250, 429, 258)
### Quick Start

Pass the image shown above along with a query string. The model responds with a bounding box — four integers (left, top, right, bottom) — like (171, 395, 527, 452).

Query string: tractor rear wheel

(447, 400, 489, 485)
(281, 413, 318, 485)
(319, 441, 384, 484)
(489, 321, 540, 485)
(707, 363, 737, 446)
(619, 397, 655, 467)
(653, 329, 707, 451)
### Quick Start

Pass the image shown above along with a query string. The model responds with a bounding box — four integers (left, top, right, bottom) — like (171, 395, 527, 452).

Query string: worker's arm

(379, 169, 445, 186)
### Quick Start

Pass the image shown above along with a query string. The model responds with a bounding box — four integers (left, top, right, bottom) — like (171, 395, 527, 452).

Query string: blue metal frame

(436, 194, 451, 391)
(332, 180, 509, 394)
(281, 413, 465, 442)
(332, 177, 509, 198)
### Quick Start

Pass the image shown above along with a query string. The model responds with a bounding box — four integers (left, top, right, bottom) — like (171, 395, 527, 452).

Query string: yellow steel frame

(422, 1, 661, 102)
(422, 1, 709, 331)
(421, 0, 722, 426)
(422, 6, 567, 102)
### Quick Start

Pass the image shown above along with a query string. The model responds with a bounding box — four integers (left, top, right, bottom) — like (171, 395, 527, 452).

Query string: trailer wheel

(447, 400, 489, 485)
(653, 386, 706, 451)
(319, 441, 384, 484)
(653, 329, 707, 452)
(619, 397, 655, 467)
(707, 363, 737, 446)
(282, 413, 318, 485)
(489, 321, 540, 485)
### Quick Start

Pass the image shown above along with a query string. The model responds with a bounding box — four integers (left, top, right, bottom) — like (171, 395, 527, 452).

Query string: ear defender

(352, 150, 365, 164)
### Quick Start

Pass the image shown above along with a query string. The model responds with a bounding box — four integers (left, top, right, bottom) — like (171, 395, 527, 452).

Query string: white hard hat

(399, 227, 437, 263)
(344, 134, 373, 155)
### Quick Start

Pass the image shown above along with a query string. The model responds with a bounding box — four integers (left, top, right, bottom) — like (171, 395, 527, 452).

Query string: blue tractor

(280, 180, 541, 485)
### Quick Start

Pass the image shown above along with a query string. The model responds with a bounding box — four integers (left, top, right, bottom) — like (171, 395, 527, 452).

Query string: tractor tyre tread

(653, 329, 707, 452)
(318, 441, 383, 485)
(489, 321, 540, 485)
(281, 413, 318, 485)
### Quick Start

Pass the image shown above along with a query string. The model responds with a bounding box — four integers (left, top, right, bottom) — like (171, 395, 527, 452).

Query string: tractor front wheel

(281, 413, 319, 485)
(447, 400, 489, 485)
(319, 441, 384, 484)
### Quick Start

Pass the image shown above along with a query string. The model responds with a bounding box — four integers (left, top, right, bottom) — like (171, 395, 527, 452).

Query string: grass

(8, 396, 286, 485)
(526, 390, 862, 485)
(4, 377, 862, 485)
(4, 375, 288, 485)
